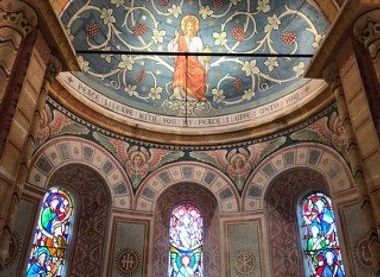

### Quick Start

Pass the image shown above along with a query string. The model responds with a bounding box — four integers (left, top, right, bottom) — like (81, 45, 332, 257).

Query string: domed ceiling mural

(59, 0, 329, 133)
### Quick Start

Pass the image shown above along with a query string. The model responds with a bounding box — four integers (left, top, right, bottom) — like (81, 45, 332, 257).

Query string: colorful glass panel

(300, 192, 345, 277)
(26, 188, 74, 277)
(168, 204, 203, 277)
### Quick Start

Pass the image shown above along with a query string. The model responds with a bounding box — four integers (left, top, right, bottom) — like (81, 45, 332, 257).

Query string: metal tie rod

(76, 49, 314, 58)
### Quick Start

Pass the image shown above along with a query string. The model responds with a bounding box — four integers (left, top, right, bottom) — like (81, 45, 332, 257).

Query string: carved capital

(322, 63, 341, 90)
(0, 0, 37, 37)
(46, 55, 62, 82)
(353, 9, 380, 60)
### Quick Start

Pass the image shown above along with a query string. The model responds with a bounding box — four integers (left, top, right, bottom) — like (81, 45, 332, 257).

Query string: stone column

(324, 65, 380, 275)
(352, 8, 380, 140)
(0, 0, 54, 267)
(28, 56, 62, 147)
(0, 55, 62, 268)
(352, 10, 380, 247)
(0, 0, 37, 266)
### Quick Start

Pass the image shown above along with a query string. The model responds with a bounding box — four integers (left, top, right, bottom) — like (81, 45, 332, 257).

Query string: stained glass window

(26, 188, 74, 277)
(299, 192, 345, 277)
(168, 204, 203, 277)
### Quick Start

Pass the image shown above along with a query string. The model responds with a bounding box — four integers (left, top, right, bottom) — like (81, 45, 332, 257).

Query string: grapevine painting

(62, 0, 328, 117)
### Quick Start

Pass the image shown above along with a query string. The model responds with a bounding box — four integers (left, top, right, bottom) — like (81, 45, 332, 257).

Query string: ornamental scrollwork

(353, 9, 380, 59)
(0, 0, 37, 36)
(63, 0, 328, 117)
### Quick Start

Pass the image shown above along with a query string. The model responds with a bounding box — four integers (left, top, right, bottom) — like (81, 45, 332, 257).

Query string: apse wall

(1, 97, 373, 277)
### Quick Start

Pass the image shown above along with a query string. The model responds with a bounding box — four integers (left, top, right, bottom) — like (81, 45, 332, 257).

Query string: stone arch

(153, 183, 220, 276)
(27, 136, 133, 209)
(242, 143, 354, 211)
(264, 168, 330, 277)
(48, 164, 111, 277)
(135, 161, 240, 213)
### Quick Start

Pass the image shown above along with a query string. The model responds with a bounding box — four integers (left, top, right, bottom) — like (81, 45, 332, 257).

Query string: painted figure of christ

(168, 15, 208, 101)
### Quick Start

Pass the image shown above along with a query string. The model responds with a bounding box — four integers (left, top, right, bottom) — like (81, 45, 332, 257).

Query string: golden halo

(180, 14, 200, 33)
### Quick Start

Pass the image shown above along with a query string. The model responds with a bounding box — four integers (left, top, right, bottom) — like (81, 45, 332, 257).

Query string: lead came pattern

(299, 193, 345, 277)
(26, 188, 74, 277)
(169, 204, 203, 277)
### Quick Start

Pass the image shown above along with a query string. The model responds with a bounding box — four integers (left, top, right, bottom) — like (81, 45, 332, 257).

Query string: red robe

(173, 35, 207, 101)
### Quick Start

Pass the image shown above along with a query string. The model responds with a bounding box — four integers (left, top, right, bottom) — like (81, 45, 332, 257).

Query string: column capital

(0, 0, 37, 37)
(353, 9, 380, 60)
(46, 56, 62, 83)
(322, 63, 341, 91)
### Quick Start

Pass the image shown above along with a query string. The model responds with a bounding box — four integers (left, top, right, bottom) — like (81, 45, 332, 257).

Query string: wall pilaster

(336, 37, 380, 246)
(324, 64, 380, 275)
(305, 4, 380, 271)
(3, 56, 62, 264)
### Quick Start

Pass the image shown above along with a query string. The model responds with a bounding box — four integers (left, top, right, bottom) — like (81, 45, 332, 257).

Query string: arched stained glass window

(299, 192, 345, 277)
(168, 203, 203, 277)
(26, 188, 74, 277)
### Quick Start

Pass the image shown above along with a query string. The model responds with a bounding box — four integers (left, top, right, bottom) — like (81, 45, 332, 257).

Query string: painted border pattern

(27, 136, 133, 209)
(242, 143, 354, 211)
(135, 161, 240, 213)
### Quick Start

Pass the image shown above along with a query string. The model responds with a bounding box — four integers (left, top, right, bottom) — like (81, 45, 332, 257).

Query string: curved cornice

(49, 79, 334, 145)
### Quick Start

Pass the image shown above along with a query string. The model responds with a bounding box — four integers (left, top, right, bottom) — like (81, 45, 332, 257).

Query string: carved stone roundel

(4, 232, 21, 268)
(354, 238, 374, 271)
(115, 248, 142, 275)
(235, 251, 256, 274)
